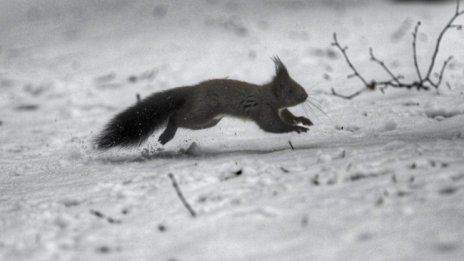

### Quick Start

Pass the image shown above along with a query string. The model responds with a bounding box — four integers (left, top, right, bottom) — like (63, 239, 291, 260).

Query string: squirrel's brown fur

(94, 57, 312, 149)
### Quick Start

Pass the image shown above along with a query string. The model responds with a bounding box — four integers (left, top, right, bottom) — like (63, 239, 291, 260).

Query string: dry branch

(331, 0, 464, 99)
(288, 141, 295, 150)
(412, 22, 423, 82)
(168, 173, 197, 217)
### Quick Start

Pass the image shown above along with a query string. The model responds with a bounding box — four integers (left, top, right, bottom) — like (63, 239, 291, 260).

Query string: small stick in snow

(90, 209, 104, 218)
(331, 0, 464, 99)
(90, 209, 122, 224)
(168, 173, 197, 218)
(288, 141, 295, 150)
(311, 174, 320, 186)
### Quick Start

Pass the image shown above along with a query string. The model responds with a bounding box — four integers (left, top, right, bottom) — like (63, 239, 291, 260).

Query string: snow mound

(424, 108, 464, 121)
(62, 143, 85, 161)
(183, 142, 203, 156)
(380, 119, 397, 131)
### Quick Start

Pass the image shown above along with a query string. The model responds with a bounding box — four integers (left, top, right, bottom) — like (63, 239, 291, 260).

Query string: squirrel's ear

(271, 56, 290, 89)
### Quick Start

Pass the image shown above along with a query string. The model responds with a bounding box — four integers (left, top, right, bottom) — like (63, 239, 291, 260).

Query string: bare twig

(331, 0, 463, 99)
(331, 33, 369, 87)
(90, 209, 122, 224)
(412, 22, 423, 81)
(288, 141, 295, 150)
(168, 173, 197, 218)
(331, 87, 366, 100)
(425, 1, 463, 84)
(434, 55, 454, 88)
(369, 48, 401, 85)
(330, 33, 373, 99)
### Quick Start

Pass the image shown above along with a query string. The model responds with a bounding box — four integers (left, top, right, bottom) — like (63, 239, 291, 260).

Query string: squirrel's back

(188, 79, 266, 118)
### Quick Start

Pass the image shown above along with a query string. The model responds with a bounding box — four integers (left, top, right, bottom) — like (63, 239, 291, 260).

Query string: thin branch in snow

(412, 22, 423, 81)
(288, 141, 295, 150)
(425, 0, 463, 85)
(330, 33, 371, 99)
(434, 55, 454, 88)
(331, 33, 369, 87)
(331, 87, 366, 100)
(330, 0, 464, 99)
(90, 209, 122, 224)
(446, 82, 452, 90)
(369, 48, 399, 83)
(90, 209, 104, 218)
(168, 173, 197, 218)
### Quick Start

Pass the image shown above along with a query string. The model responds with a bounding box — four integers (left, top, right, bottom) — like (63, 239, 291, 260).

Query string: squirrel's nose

(303, 92, 308, 101)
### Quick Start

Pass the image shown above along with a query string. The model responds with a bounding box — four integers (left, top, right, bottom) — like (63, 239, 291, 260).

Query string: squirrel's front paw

(293, 126, 309, 134)
(297, 117, 313, 126)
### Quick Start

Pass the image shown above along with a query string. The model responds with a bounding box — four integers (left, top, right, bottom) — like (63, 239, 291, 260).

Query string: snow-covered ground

(1, 0, 464, 260)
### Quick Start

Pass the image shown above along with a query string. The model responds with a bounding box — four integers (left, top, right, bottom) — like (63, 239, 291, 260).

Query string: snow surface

(1, 0, 464, 260)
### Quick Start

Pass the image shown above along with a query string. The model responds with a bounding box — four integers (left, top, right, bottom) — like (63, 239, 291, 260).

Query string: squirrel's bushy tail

(94, 88, 188, 150)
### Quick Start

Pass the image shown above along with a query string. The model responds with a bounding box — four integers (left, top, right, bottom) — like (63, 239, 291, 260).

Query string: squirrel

(94, 57, 312, 150)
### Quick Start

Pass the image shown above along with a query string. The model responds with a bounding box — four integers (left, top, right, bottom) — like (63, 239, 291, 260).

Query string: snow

(1, 0, 464, 260)
(380, 119, 397, 131)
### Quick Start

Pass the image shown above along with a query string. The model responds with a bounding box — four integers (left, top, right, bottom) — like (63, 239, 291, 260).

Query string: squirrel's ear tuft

(271, 56, 290, 87)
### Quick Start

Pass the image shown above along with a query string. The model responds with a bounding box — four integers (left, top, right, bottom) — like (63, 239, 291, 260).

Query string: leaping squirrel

(94, 57, 312, 149)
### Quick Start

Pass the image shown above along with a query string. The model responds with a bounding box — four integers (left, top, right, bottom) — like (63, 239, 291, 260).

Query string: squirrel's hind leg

(158, 118, 178, 145)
